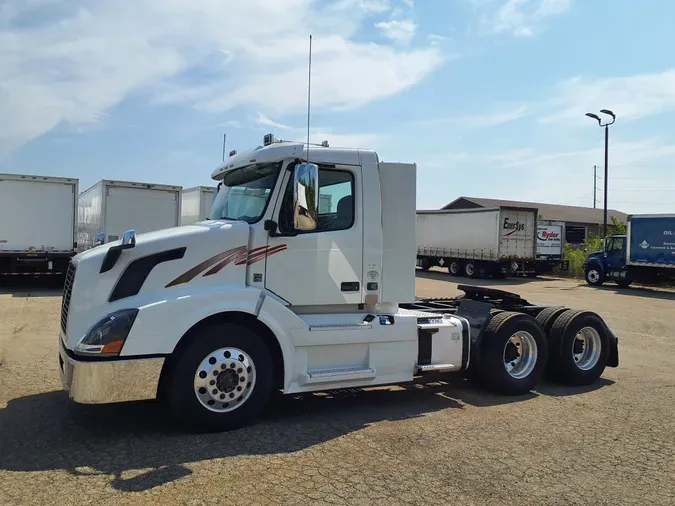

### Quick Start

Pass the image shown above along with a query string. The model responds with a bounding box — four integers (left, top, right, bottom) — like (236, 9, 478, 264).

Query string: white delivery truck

(416, 207, 538, 278)
(58, 136, 619, 433)
(0, 173, 78, 278)
(535, 221, 568, 275)
(78, 180, 182, 251)
(181, 186, 216, 225)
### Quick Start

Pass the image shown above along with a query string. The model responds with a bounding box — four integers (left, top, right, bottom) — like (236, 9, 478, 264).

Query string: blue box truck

(583, 214, 675, 287)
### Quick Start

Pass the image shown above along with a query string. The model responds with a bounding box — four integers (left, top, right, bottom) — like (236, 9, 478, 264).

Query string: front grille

(60, 262, 76, 334)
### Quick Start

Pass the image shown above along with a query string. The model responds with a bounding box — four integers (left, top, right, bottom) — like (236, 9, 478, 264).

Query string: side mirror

(94, 233, 105, 246)
(293, 163, 319, 232)
(120, 229, 136, 250)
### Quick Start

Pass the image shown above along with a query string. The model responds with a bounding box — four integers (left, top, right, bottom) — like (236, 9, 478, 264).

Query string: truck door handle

(341, 281, 360, 292)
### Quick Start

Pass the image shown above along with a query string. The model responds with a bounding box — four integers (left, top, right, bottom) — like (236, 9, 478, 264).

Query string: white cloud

(489, 0, 570, 37)
(427, 34, 447, 45)
(540, 69, 675, 126)
(375, 19, 418, 44)
(254, 112, 293, 131)
(0, 0, 442, 153)
(402, 0, 414, 7)
(415, 105, 529, 128)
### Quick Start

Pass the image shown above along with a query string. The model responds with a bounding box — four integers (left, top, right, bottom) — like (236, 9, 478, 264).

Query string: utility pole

(593, 165, 597, 208)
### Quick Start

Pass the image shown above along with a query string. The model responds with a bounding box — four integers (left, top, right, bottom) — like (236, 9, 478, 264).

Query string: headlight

(75, 309, 139, 357)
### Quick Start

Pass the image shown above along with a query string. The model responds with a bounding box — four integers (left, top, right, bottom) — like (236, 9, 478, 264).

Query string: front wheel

(476, 312, 548, 395)
(585, 265, 604, 286)
(165, 323, 274, 432)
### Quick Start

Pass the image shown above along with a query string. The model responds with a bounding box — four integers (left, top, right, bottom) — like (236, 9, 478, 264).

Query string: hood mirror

(120, 229, 136, 250)
(94, 233, 105, 246)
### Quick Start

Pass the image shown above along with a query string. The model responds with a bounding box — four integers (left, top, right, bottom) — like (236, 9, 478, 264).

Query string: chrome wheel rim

(450, 262, 459, 274)
(588, 270, 600, 283)
(573, 327, 602, 370)
(503, 331, 538, 379)
(193, 347, 256, 413)
(466, 263, 474, 276)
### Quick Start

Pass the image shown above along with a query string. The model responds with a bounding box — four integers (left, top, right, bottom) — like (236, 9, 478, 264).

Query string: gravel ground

(1, 272, 674, 506)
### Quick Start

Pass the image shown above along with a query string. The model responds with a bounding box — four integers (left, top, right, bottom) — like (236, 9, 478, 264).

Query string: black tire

(165, 323, 274, 432)
(464, 261, 484, 279)
(419, 258, 431, 271)
(476, 311, 548, 395)
(448, 260, 462, 276)
(547, 309, 610, 386)
(584, 264, 604, 286)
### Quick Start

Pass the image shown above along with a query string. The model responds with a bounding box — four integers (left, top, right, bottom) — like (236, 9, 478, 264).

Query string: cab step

(303, 366, 376, 385)
(417, 363, 458, 373)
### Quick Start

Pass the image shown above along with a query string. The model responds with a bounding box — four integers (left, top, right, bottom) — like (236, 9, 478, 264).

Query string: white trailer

(535, 221, 568, 275)
(78, 180, 181, 251)
(58, 136, 619, 433)
(180, 186, 216, 225)
(416, 207, 538, 278)
(0, 173, 78, 278)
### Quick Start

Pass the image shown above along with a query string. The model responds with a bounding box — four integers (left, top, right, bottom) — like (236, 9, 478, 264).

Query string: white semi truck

(58, 137, 619, 432)
(0, 173, 78, 278)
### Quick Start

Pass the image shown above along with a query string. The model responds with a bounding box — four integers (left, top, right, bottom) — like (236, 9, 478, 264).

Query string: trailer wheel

(584, 265, 604, 286)
(449, 260, 462, 276)
(548, 310, 610, 386)
(464, 261, 484, 278)
(477, 312, 548, 395)
(165, 322, 274, 432)
(419, 258, 431, 271)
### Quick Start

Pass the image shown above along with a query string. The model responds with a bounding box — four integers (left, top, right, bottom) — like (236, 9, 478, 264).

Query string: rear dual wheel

(477, 312, 548, 395)
(547, 309, 610, 386)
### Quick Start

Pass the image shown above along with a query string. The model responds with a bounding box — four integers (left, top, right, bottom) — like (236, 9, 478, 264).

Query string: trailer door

(105, 186, 178, 241)
(498, 209, 537, 260)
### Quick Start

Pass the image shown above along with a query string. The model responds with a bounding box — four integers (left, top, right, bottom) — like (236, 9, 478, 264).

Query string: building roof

(442, 196, 628, 225)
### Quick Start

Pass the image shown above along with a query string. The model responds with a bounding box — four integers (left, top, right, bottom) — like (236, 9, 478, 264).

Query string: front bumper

(59, 338, 165, 404)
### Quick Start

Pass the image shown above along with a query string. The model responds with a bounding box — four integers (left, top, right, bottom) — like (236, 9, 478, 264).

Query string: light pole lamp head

(600, 109, 616, 125)
(585, 112, 602, 125)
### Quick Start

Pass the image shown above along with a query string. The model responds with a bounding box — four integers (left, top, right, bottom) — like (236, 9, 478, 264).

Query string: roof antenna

(305, 34, 312, 163)
(221, 133, 227, 162)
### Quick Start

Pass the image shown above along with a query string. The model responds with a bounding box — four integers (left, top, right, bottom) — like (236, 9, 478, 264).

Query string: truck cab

(583, 235, 630, 287)
(58, 135, 619, 432)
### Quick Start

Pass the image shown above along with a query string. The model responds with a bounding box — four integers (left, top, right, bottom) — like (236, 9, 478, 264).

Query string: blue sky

(2, 0, 675, 214)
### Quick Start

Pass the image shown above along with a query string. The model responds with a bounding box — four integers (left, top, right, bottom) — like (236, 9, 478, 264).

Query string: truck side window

(278, 168, 355, 234)
(609, 237, 625, 251)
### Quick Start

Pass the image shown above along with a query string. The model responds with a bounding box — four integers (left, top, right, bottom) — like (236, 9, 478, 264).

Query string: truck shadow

(0, 376, 612, 492)
(415, 269, 548, 286)
(576, 283, 675, 301)
(0, 277, 64, 297)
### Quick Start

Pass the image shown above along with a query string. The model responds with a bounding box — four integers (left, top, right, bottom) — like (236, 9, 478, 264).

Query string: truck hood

(63, 220, 250, 348)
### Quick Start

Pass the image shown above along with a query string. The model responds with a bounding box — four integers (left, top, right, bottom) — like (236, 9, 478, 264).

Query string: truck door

(605, 236, 626, 269)
(264, 165, 363, 306)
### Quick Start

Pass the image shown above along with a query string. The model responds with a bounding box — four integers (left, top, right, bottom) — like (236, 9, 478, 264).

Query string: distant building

(441, 196, 628, 243)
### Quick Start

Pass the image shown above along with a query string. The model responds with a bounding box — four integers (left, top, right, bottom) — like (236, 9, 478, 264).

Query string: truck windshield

(209, 161, 283, 223)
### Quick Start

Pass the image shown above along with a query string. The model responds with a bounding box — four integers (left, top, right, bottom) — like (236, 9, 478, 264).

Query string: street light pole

(585, 109, 616, 240)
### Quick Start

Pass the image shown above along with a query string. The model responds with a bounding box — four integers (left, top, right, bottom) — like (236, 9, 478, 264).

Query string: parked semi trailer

(57, 136, 618, 432)
(78, 179, 182, 251)
(584, 213, 675, 287)
(0, 173, 78, 278)
(535, 221, 568, 275)
(417, 207, 538, 278)
(181, 186, 216, 225)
